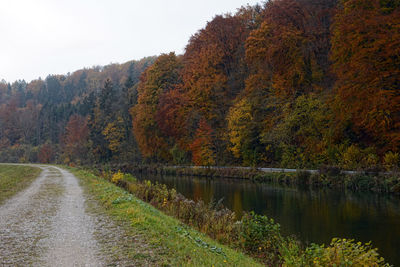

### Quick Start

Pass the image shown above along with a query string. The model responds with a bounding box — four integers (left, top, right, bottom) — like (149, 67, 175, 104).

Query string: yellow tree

(227, 98, 255, 162)
(102, 116, 125, 157)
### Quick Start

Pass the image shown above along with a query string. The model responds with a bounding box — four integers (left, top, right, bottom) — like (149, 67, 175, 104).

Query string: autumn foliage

(130, 53, 182, 162)
(331, 0, 400, 151)
(38, 144, 54, 163)
(189, 119, 216, 166)
(0, 0, 399, 169)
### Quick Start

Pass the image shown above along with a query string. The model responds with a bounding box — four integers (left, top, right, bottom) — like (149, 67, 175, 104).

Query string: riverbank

(69, 167, 262, 266)
(0, 164, 41, 205)
(72, 166, 390, 266)
(105, 164, 400, 194)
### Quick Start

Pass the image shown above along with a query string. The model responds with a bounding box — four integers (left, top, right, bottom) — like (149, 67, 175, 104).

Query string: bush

(383, 152, 399, 171)
(305, 238, 389, 267)
(111, 170, 124, 184)
(103, 171, 290, 264)
(340, 146, 380, 170)
(100, 170, 390, 266)
(240, 212, 283, 265)
(341, 145, 364, 170)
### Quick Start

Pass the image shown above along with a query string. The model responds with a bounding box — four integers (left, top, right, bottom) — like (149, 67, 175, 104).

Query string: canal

(136, 173, 400, 266)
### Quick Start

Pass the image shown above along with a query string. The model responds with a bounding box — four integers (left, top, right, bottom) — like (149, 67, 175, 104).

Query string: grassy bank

(107, 164, 400, 194)
(72, 166, 390, 266)
(0, 164, 42, 205)
(69, 167, 262, 266)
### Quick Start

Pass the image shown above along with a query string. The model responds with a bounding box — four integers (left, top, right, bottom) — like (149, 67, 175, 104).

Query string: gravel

(40, 167, 102, 267)
(0, 165, 159, 267)
(0, 166, 102, 266)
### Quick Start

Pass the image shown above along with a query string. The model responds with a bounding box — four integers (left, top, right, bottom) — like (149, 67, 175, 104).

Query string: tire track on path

(0, 165, 103, 266)
(40, 167, 102, 267)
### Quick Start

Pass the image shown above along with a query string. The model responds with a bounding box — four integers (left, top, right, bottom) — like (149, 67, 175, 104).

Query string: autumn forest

(1, 0, 399, 170)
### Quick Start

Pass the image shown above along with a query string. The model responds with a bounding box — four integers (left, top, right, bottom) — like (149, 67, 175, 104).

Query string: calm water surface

(136, 173, 400, 266)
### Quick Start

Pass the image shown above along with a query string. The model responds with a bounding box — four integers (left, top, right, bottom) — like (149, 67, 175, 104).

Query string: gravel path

(0, 166, 103, 266)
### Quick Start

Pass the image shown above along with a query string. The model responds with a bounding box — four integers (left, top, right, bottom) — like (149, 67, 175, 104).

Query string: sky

(0, 0, 262, 82)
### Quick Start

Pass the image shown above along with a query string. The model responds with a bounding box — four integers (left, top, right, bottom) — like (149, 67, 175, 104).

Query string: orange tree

(331, 0, 400, 152)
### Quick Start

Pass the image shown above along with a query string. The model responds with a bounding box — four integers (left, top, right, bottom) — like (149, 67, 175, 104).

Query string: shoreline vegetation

(72, 166, 391, 266)
(96, 163, 400, 195)
(69, 167, 262, 266)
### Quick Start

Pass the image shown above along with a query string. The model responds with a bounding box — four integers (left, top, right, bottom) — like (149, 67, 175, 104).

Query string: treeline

(131, 0, 400, 169)
(0, 57, 155, 164)
(1, 0, 399, 170)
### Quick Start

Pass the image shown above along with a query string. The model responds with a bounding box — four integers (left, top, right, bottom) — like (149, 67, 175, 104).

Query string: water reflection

(135, 173, 400, 266)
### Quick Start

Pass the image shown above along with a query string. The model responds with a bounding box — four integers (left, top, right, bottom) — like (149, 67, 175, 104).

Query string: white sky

(0, 0, 261, 82)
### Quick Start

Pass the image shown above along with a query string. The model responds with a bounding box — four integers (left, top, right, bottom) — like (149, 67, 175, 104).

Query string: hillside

(0, 0, 399, 170)
(0, 57, 155, 163)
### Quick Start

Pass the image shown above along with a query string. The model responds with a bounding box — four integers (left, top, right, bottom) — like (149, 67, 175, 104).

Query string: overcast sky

(0, 0, 261, 82)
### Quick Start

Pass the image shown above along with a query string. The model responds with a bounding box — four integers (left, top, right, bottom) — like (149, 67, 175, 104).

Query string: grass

(0, 164, 42, 205)
(69, 167, 262, 267)
(73, 166, 391, 266)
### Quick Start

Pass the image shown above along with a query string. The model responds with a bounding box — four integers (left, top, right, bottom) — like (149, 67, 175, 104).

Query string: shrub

(280, 238, 306, 266)
(341, 145, 364, 170)
(111, 170, 124, 184)
(383, 152, 399, 171)
(240, 212, 283, 265)
(305, 238, 389, 267)
(365, 152, 379, 168)
(100, 170, 390, 266)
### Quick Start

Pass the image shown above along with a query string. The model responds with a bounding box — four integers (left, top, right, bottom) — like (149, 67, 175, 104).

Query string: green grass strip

(71, 167, 262, 267)
(0, 164, 42, 205)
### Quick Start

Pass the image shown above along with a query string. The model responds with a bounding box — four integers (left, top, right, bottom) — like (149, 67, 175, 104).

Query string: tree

(98, 78, 117, 123)
(156, 85, 189, 149)
(38, 144, 54, 163)
(0, 97, 21, 145)
(63, 114, 89, 164)
(87, 79, 117, 162)
(245, 0, 329, 98)
(182, 14, 248, 124)
(331, 0, 400, 151)
(180, 13, 256, 163)
(17, 100, 41, 144)
(189, 118, 216, 166)
(261, 94, 332, 168)
(227, 97, 257, 165)
(102, 116, 125, 156)
(130, 53, 182, 161)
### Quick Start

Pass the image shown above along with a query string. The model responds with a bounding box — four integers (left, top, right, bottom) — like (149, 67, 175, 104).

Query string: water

(135, 173, 400, 266)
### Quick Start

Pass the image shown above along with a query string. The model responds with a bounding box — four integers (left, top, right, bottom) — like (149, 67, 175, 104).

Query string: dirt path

(0, 166, 103, 266)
